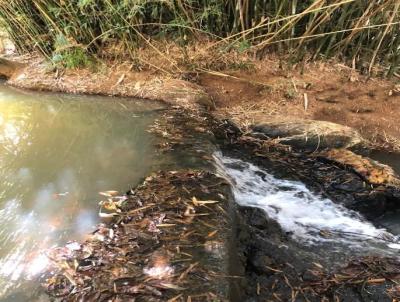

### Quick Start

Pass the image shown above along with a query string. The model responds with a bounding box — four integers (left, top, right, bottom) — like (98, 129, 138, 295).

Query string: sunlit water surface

(0, 84, 165, 301)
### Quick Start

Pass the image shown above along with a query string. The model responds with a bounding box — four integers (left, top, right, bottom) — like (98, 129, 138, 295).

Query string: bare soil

(199, 59, 400, 151)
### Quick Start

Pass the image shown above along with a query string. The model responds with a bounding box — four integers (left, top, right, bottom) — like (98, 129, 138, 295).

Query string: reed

(0, 0, 398, 74)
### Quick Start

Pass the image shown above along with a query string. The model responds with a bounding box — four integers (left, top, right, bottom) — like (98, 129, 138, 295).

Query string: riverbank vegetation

(0, 0, 399, 75)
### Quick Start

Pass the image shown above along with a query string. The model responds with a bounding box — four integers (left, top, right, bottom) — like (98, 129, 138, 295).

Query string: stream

(214, 152, 400, 265)
(1, 83, 400, 301)
(0, 84, 166, 301)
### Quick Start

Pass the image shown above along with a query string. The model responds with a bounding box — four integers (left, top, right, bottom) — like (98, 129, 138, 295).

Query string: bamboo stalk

(0, 0, 397, 74)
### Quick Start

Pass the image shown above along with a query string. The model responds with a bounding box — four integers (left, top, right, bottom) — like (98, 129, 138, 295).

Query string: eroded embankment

(0, 57, 213, 111)
(2, 54, 400, 151)
(0, 57, 24, 79)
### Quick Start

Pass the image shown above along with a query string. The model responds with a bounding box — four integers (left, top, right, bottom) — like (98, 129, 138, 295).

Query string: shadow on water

(0, 85, 166, 301)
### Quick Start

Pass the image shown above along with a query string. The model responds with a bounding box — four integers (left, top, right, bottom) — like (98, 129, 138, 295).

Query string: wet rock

(251, 118, 367, 150)
(238, 207, 287, 242)
(331, 177, 365, 192)
(334, 287, 363, 302)
(352, 190, 389, 219)
(316, 148, 400, 187)
(243, 207, 269, 230)
(248, 252, 275, 275)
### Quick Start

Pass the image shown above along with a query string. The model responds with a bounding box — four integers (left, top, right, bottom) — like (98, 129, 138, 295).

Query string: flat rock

(251, 118, 367, 150)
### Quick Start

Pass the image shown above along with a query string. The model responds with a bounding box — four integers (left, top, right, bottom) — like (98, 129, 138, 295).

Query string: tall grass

(0, 0, 399, 74)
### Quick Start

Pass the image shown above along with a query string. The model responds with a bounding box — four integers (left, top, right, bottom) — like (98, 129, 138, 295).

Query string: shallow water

(0, 85, 165, 301)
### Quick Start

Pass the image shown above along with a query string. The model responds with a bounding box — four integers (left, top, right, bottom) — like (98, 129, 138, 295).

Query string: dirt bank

(1, 55, 400, 150)
(0, 57, 24, 79)
(200, 59, 400, 151)
(0, 56, 212, 110)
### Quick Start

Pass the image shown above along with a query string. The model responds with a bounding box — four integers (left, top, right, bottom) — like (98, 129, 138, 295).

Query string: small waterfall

(213, 152, 400, 251)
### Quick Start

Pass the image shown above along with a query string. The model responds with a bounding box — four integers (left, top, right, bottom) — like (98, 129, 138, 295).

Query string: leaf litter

(43, 170, 233, 301)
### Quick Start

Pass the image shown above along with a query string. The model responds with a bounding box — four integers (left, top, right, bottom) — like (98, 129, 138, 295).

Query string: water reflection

(0, 85, 163, 300)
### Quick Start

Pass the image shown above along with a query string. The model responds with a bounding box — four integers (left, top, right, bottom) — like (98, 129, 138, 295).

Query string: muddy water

(0, 85, 165, 301)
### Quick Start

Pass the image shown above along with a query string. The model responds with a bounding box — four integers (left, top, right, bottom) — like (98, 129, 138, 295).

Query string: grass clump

(51, 34, 94, 68)
(0, 0, 398, 75)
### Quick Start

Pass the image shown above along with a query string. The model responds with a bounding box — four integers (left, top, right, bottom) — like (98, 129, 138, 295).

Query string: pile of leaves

(43, 170, 233, 301)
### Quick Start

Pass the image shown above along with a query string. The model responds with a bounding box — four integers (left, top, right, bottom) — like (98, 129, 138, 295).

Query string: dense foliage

(0, 0, 399, 74)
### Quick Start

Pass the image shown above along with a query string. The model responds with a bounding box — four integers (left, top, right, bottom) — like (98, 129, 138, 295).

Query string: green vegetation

(0, 0, 399, 74)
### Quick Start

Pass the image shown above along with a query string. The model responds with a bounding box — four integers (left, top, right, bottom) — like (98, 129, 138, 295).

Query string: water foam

(214, 153, 399, 248)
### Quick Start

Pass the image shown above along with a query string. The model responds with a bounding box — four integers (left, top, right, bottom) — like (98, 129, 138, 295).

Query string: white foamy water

(214, 153, 399, 248)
